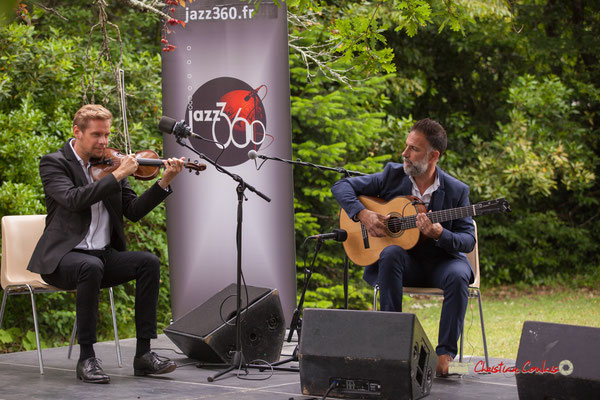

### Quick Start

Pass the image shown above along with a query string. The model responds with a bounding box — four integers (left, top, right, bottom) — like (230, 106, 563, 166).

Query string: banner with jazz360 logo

(161, 0, 295, 322)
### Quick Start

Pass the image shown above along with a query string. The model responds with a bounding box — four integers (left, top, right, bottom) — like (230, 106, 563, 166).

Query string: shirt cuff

(157, 180, 172, 193)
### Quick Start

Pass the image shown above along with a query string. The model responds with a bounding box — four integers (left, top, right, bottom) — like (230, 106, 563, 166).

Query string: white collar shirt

(408, 172, 440, 207)
(70, 139, 111, 250)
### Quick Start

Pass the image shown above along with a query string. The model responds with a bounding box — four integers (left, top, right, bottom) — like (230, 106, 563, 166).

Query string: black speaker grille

(516, 321, 600, 400)
(166, 284, 271, 337)
(298, 308, 435, 400)
(164, 284, 285, 363)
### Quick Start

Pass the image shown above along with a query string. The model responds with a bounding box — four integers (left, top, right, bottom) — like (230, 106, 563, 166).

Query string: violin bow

(118, 68, 133, 155)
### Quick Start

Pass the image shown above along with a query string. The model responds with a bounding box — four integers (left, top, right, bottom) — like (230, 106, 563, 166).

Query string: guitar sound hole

(387, 216, 402, 234)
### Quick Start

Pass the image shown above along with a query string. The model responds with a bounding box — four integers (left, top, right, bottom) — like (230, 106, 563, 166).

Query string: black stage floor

(0, 334, 519, 400)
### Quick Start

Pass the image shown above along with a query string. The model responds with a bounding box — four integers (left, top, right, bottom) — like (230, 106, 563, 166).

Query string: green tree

(2, 0, 599, 352)
(0, 3, 169, 351)
(376, 1, 600, 284)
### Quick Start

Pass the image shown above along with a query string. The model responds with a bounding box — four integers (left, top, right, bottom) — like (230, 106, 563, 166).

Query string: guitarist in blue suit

(332, 118, 475, 377)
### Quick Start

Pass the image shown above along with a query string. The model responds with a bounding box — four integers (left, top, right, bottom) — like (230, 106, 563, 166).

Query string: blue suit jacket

(331, 162, 475, 285)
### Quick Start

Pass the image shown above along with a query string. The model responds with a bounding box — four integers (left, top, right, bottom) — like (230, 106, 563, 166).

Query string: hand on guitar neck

(415, 212, 443, 240)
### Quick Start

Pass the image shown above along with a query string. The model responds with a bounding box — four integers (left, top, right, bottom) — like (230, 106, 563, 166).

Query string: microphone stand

(251, 153, 363, 371)
(260, 237, 324, 372)
(172, 134, 271, 382)
(252, 153, 364, 310)
(252, 153, 365, 179)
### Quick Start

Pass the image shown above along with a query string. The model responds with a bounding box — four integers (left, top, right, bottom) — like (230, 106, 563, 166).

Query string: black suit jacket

(27, 140, 171, 275)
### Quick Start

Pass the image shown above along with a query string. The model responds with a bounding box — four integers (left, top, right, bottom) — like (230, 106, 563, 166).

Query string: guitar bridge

(360, 223, 370, 249)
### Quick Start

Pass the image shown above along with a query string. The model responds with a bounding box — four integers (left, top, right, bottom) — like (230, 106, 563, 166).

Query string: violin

(93, 70, 205, 182)
(90, 147, 206, 181)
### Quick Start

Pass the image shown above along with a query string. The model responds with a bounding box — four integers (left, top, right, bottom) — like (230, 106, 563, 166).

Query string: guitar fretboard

(388, 205, 476, 231)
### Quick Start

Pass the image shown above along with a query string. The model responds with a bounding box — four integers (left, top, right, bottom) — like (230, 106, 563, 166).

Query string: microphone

(248, 149, 267, 160)
(158, 116, 202, 140)
(244, 85, 264, 101)
(244, 88, 260, 101)
(307, 229, 347, 242)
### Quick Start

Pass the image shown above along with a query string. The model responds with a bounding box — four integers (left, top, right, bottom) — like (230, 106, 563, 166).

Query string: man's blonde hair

(73, 104, 112, 131)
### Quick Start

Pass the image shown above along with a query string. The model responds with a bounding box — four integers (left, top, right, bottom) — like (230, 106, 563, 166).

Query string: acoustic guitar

(339, 195, 510, 266)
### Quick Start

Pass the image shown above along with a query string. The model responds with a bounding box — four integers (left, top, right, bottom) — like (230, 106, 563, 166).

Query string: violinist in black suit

(28, 104, 184, 383)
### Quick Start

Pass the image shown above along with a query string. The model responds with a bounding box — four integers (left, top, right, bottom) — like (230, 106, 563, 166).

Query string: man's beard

(403, 156, 428, 177)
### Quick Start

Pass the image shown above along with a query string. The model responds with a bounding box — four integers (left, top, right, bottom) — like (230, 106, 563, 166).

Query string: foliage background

(1, 0, 598, 352)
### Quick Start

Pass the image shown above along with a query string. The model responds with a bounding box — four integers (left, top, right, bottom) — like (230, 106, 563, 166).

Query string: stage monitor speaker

(164, 284, 286, 364)
(516, 321, 600, 400)
(298, 308, 436, 400)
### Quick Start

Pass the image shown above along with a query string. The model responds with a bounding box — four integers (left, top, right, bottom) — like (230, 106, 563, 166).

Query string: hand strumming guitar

(357, 208, 389, 237)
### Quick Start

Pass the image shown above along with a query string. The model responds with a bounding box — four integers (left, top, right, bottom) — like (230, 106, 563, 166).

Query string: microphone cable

(321, 380, 339, 399)
(191, 132, 227, 166)
(251, 154, 269, 171)
(236, 358, 274, 381)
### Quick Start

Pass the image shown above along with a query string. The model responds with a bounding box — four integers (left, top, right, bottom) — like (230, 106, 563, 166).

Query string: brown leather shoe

(133, 351, 176, 376)
(436, 354, 454, 377)
(76, 357, 110, 383)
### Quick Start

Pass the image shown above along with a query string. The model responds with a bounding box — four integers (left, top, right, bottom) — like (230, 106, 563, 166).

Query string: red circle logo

(185, 77, 273, 167)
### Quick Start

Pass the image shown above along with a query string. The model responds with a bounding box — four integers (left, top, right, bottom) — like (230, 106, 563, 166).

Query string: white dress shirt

(408, 172, 440, 206)
(70, 139, 111, 250)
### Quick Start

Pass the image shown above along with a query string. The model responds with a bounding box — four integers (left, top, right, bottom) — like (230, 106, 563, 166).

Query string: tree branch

(32, 2, 68, 20)
(288, 11, 358, 87)
(120, 0, 171, 20)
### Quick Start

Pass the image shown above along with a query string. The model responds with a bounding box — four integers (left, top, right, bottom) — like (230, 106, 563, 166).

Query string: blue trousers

(367, 245, 472, 358)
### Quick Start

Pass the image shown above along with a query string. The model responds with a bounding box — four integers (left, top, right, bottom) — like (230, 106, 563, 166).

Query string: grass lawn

(403, 284, 600, 360)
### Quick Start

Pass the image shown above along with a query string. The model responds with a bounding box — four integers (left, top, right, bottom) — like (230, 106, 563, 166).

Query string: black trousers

(42, 248, 160, 345)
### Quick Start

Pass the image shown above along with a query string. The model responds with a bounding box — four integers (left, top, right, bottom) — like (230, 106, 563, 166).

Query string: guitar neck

(403, 205, 476, 229)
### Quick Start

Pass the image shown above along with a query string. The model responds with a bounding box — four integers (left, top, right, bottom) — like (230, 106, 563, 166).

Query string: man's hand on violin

(112, 155, 139, 182)
(159, 157, 185, 189)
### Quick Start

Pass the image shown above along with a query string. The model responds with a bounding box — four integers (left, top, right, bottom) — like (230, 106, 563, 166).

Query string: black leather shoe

(76, 357, 110, 383)
(133, 351, 176, 376)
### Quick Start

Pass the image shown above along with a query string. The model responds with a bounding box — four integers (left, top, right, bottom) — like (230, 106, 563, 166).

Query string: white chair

(373, 221, 489, 367)
(0, 215, 121, 374)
